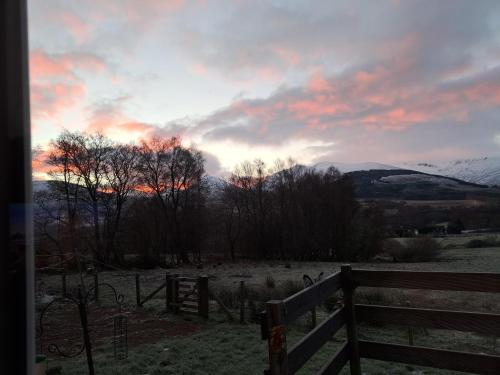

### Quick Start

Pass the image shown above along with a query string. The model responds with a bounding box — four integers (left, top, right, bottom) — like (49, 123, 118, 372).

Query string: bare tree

(46, 132, 82, 253)
(137, 137, 205, 264)
(68, 132, 113, 262)
(168, 145, 205, 263)
(103, 144, 139, 263)
(137, 137, 177, 261)
(220, 181, 243, 260)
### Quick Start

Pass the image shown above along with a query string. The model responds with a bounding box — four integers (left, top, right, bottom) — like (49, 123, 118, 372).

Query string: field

(36, 234, 500, 375)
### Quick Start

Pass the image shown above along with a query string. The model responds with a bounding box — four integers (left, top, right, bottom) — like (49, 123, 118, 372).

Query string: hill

(346, 169, 500, 201)
(399, 157, 500, 187)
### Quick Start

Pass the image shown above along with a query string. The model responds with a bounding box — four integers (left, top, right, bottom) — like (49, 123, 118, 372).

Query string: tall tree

(137, 136, 205, 263)
(103, 144, 139, 263)
(68, 132, 112, 262)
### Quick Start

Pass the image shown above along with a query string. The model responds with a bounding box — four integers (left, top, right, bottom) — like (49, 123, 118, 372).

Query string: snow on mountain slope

(400, 157, 500, 186)
(33, 180, 49, 192)
(313, 161, 399, 173)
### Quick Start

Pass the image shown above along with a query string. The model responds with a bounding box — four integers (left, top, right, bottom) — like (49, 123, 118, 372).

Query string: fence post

(62, 273, 67, 297)
(341, 264, 361, 375)
(94, 272, 99, 303)
(240, 280, 245, 323)
(165, 273, 170, 312)
(166, 274, 173, 311)
(198, 275, 209, 319)
(173, 277, 179, 314)
(406, 301, 414, 346)
(77, 286, 95, 375)
(135, 274, 141, 307)
(266, 300, 288, 375)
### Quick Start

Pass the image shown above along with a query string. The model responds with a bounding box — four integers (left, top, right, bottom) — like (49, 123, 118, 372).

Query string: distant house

(392, 226, 418, 237)
(418, 222, 448, 235)
(418, 220, 464, 235)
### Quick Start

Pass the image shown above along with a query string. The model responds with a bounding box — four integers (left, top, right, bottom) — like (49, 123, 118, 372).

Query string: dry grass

(36, 234, 500, 374)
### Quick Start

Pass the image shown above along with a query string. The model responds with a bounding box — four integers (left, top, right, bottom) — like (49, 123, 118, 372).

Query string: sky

(28, 0, 500, 178)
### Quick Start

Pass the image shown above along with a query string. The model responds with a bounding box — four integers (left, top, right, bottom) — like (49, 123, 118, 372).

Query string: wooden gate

(135, 273, 209, 319)
(167, 275, 209, 318)
(261, 265, 500, 375)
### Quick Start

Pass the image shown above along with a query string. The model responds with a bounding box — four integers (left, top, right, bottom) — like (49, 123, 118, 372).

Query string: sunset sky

(29, 0, 500, 177)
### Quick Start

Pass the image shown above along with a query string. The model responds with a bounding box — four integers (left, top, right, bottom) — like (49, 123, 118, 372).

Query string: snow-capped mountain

(313, 161, 399, 174)
(33, 180, 50, 193)
(399, 157, 500, 187)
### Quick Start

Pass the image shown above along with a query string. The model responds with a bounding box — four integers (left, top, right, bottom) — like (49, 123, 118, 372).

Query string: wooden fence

(261, 265, 500, 375)
(135, 273, 209, 319)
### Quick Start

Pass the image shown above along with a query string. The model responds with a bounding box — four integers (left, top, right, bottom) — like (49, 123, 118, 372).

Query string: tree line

(35, 131, 384, 268)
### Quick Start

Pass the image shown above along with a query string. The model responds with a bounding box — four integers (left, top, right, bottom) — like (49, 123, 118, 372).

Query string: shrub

(126, 254, 159, 269)
(385, 237, 441, 262)
(247, 299, 260, 323)
(216, 288, 239, 309)
(265, 275, 276, 288)
(465, 237, 499, 248)
(383, 239, 406, 259)
(281, 279, 303, 297)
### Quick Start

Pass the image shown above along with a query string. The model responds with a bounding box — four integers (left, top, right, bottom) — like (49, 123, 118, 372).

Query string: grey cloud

(174, 1, 500, 82)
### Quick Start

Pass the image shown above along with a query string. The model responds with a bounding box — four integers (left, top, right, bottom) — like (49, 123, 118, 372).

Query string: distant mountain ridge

(398, 157, 500, 187)
(313, 157, 500, 187)
(33, 157, 500, 202)
(313, 161, 399, 174)
(307, 159, 500, 200)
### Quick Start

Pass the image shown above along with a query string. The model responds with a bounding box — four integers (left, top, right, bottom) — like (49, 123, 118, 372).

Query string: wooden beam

(261, 311, 269, 340)
(62, 273, 67, 297)
(341, 265, 361, 375)
(317, 342, 350, 375)
(94, 272, 99, 302)
(177, 276, 198, 283)
(283, 271, 341, 324)
(209, 290, 235, 321)
(135, 274, 141, 307)
(356, 304, 500, 336)
(288, 307, 345, 374)
(165, 272, 170, 312)
(240, 280, 245, 324)
(198, 276, 209, 319)
(266, 301, 288, 375)
(139, 282, 167, 306)
(359, 340, 500, 375)
(352, 270, 500, 293)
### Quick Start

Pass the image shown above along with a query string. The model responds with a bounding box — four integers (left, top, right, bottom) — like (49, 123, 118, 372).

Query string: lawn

(37, 238, 500, 374)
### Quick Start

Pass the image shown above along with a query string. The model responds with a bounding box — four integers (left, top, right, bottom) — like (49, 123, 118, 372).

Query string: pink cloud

(307, 72, 333, 93)
(31, 82, 86, 119)
(59, 12, 91, 44)
(29, 49, 107, 121)
(30, 49, 105, 80)
(32, 148, 53, 176)
(195, 60, 500, 149)
(84, 98, 161, 142)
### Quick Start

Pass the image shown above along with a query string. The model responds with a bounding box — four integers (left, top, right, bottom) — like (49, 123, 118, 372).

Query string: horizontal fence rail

(288, 307, 345, 374)
(351, 270, 500, 292)
(262, 266, 500, 375)
(138, 281, 166, 306)
(317, 342, 350, 375)
(283, 271, 341, 325)
(356, 304, 500, 336)
(358, 340, 500, 375)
